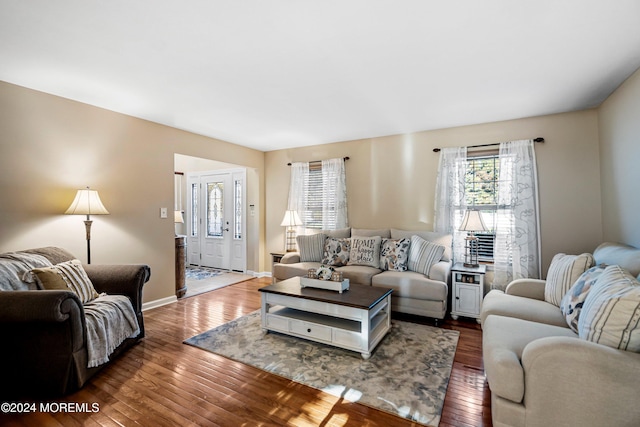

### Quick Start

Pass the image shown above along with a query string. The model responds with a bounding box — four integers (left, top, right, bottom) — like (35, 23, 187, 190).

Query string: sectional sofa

(272, 227, 452, 321)
(480, 242, 640, 427)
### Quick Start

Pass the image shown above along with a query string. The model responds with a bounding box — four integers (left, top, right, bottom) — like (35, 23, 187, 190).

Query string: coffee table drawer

(290, 319, 333, 342)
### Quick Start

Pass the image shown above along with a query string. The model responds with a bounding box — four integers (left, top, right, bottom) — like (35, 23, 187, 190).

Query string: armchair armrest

(0, 290, 85, 352)
(0, 290, 82, 323)
(505, 278, 546, 300)
(429, 260, 451, 283)
(83, 264, 150, 314)
(522, 336, 640, 426)
(280, 252, 300, 264)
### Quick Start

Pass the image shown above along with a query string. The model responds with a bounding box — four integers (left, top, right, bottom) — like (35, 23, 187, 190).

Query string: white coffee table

(259, 277, 392, 359)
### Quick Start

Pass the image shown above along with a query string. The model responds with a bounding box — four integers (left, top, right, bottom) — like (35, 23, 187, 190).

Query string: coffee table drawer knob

(307, 328, 311, 333)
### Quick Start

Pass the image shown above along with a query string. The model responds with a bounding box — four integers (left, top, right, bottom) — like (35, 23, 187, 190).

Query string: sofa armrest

(429, 260, 451, 283)
(522, 336, 640, 426)
(280, 252, 301, 264)
(0, 290, 85, 352)
(83, 264, 150, 314)
(505, 278, 546, 300)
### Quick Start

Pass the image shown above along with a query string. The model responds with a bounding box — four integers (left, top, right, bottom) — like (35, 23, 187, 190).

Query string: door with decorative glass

(186, 169, 246, 271)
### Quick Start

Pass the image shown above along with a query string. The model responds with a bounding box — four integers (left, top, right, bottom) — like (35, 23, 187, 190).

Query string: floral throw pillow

(379, 238, 411, 271)
(322, 237, 351, 266)
(560, 266, 605, 333)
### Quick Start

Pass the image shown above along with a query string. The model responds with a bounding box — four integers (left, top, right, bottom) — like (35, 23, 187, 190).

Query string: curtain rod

(287, 156, 350, 166)
(432, 137, 544, 153)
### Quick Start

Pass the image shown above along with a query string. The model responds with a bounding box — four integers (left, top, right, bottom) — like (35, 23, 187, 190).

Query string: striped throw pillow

(544, 253, 594, 306)
(408, 235, 445, 276)
(32, 259, 99, 303)
(578, 265, 640, 352)
(296, 233, 326, 262)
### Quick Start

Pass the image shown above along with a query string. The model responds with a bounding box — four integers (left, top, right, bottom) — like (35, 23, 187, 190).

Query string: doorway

(186, 168, 246, 272)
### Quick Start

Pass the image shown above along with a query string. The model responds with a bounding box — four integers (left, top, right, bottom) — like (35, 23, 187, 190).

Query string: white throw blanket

(83, 294, 140, 368)
(0, 252, 53, 291)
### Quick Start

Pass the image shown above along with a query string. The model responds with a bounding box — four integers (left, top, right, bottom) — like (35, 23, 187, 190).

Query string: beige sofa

(480, 242, 640, 427)
(273, 228, 452, 321)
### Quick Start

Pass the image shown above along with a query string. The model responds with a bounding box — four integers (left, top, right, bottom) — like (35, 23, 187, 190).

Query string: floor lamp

(65, 187, 110, 264)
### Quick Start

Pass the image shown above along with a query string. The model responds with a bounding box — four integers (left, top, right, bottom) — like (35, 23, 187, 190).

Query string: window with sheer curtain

(435, 140, 540, 290)
(287, 157, 348, 231)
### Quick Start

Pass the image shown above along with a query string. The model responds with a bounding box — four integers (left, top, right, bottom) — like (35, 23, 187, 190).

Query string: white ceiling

(2, 1, 640, 152)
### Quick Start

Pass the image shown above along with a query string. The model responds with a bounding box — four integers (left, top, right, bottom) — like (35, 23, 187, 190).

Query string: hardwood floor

(1, 278, 492, 427)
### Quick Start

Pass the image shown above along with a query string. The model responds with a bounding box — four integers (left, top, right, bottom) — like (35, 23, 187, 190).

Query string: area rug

(185, 266, 225, 280)
(184, 311, 459, 426)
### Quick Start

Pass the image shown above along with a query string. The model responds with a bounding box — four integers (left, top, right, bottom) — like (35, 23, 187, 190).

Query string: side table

(451, 262, 486, 322)
(175, 235, 187, 298)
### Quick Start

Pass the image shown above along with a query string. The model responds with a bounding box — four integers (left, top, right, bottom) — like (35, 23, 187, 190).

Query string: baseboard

(246, 270, 271, 278)
(142, 295, 178, 312)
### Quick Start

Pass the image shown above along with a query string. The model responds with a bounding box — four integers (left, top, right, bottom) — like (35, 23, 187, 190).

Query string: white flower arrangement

(315, 265, 334, 281)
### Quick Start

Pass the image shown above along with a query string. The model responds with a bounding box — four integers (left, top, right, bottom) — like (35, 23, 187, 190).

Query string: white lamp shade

(174, 210, 185, 223)
(459, 209, 487, 232)
(280, 210, 302, 227)
(65, 188, 109, 215)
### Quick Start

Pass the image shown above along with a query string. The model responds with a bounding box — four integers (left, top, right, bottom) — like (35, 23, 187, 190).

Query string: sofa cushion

(578, 265, 640, 352)
(544, 253, 594, 306)
(560, 266, 605, 332)
(321, 228, 351, 238)
(379, 238, 410, 271)
(348, 236, 382, 268)
(483, 315, 577, 403)
(391, 229, 453, 262)
(372, 270, 447, 301)
(296, 233, 326, 262)
(321, 237, 351, 267)
(408, 235, 445, 276)
(335, 265, 381, 286)
(352, 228, 390, 238)
(481, 290, 568, 327)
(32, 259, 99, 303)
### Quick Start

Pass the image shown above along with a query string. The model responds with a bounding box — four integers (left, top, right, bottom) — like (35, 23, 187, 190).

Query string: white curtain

(287, 162, 308, 215)
(493, 139, 541, 289)
(321, 158, 349, 229)
(434, 146, 467, 264)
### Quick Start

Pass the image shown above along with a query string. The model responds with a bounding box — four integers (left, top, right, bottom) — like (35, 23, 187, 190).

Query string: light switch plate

(160, 207, 168, 218)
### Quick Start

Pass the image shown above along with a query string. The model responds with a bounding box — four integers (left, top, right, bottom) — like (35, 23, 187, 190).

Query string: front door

(187, 169, 246, 271)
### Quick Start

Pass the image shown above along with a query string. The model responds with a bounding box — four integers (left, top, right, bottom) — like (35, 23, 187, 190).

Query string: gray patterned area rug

(184, 311, 459, 426)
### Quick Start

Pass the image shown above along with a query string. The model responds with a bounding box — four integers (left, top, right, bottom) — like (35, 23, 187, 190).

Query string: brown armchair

(0, 247, 150, 398)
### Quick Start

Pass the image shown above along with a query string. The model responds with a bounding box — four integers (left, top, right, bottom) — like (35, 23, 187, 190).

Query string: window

(464, 154, 499, 262)
(289, 158, 348, 231)
(301, 163, 323, 229)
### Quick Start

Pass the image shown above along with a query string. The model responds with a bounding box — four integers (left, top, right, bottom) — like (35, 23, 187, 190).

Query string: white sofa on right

(480, 242, 640, 427)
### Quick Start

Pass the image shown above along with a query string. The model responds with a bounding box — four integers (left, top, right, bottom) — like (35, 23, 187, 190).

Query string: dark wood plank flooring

(0, 277, 492, 427)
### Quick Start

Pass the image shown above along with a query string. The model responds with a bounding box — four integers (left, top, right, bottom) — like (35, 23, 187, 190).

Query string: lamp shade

(459, 209, 487, 232)
(280, 210, 302, 227)
(65, 188, 109, 216)
(174, 210, 185, 223)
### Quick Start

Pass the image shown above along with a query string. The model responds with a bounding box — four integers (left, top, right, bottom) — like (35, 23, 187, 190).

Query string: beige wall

(265, 110, 603, 277)
(598, 67, 640, 248)
(0, 81, 266, 304)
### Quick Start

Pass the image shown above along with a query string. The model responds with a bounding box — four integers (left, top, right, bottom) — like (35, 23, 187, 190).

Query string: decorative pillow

(578, 265, 640, 352)
(408, 235, 445, 276)
(379, 238, 411, 271)
(321, 237, 351, 266)
(296, 233, 326, 262)
(348, 236, 382, 268)
(31, 259, 99, 304)
(560, 266, 605, 333)
(544, 253, 595, 307)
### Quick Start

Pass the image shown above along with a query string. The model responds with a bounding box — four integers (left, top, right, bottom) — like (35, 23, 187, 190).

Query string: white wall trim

(248, 270, 271, 278)
(142, 295, 178, 312)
